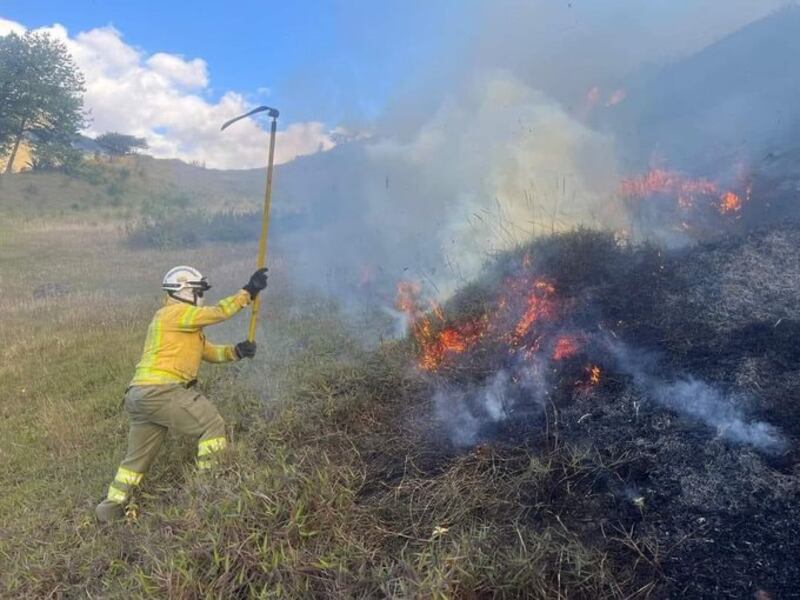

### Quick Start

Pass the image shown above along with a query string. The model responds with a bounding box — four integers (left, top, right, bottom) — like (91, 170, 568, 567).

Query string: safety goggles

(191, 279, 212, 297)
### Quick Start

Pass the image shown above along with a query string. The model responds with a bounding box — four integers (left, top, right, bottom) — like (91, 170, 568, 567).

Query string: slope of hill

(0, 148, 355, 231)
(0, 155, 268, 219)
(604, 6, 800, 173)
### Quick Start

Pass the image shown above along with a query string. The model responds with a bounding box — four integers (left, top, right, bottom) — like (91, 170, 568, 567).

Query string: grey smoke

(654, 378, 785, 449)
(276, 71, 622, 305)
(270, 2, 797, 302)
(381, 1, 789, 134)
(434, 359, 549, 447)
(605, 338, 785, 452)
(434, 371, 513, 447)
(434, 333, 785, 451)
(274, 3, 795, 450)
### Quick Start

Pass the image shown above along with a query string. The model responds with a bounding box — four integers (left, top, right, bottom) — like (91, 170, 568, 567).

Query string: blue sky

(2, 0, 473, 126)
(2, 0, 783, 169)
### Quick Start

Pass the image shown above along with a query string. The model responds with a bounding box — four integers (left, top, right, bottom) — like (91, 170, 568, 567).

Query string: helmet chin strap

(168, 291, 199, 306)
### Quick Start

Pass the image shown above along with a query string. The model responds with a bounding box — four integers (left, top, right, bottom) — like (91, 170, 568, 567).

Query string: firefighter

(95, 265, 268, 523)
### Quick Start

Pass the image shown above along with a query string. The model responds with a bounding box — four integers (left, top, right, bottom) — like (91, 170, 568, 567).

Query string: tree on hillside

(0, 31, 86, 173)
(95, 132, 149, 156)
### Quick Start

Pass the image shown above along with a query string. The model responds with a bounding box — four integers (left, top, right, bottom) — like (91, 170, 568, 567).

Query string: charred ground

(369, 225, 800, 597)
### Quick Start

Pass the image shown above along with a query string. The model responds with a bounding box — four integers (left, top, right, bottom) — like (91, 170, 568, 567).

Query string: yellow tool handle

(247, 116, 278, 342)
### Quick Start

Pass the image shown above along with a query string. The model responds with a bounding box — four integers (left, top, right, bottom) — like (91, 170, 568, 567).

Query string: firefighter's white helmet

(162, 266, 211, 306)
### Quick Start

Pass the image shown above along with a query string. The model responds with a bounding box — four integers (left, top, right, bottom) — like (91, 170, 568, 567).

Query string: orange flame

(418, 319, 488, 371)
(512, 279, 557, 342)
(620, 169, 717, 204)
(621, 168, 750, 218)
(406, 274, 562, 370)
(553, 335, 581, 360)
(719, 191, 742, 214)
(588, 365, 602, 385)
(396, 280, 490, 371)
(395, 280, 425, 320)
(399, 272, 586, 373)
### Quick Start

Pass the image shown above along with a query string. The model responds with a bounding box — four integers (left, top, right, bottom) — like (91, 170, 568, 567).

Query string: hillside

(0, 156, 265, 219)
(603, 6, 800, 174)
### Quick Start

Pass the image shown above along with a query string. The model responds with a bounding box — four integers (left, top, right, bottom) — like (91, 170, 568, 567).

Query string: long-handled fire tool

(221, 105, 280, 342)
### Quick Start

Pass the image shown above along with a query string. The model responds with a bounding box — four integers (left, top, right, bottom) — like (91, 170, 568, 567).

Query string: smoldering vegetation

(102, 224, 798, 599)
(8, 224, 800, 598)
(380, 226, 800, 597)
(117, 7, 800, 305)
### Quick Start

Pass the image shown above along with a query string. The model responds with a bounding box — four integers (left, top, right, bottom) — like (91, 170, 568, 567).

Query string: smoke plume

(429, 328, 785, 452)
(277, 71, 622, 301)
(434, 358, 549, 447)
(605, 339, 786, 452)
(273, 3, 798, 300)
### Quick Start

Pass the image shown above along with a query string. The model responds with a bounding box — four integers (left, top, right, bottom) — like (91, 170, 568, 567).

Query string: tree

(95, 132, 149, 156)
(0, 31, 86, 173)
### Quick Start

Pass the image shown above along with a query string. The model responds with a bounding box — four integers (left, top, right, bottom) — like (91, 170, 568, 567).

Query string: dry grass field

(1, 166, 798, 598)
(0, 191, 644, 598)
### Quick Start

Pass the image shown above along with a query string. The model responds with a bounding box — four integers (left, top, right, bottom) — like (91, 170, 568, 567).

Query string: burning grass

(2, 225, 800, 598)
(387, 226, 800, 596)
(620, 166, 754, 241)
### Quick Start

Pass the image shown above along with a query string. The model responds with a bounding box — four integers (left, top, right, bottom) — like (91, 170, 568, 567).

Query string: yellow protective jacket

(130, 290, 252, 386)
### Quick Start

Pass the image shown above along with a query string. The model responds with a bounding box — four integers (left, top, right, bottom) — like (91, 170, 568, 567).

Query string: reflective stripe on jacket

(130, 290, 251, 386)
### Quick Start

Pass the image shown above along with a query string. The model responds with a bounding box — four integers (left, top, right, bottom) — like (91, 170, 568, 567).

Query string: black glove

(235, 340, 257, 359)
(243, 268, 268, 299)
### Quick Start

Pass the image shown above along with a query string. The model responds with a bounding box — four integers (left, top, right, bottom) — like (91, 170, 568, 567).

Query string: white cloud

(0, 17, 25, 35)
(0, 17, 337, 169)
(146, 53, 208, 89)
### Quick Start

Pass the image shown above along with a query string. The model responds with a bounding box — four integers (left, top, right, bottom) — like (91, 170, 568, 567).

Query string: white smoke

(375, 72, 623, 279)
(606, 339, 785, 452)
(434, 372, 514, 447)
(280, 71, 624, 299)
(433, 359, 550, 447)
(432, 332, 786, 451)
(654, 378, 785, 449)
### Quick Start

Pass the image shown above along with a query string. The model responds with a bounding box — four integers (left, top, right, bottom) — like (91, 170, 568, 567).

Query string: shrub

(106, 180, 125, 205)
(69, 162, 108, 185)
(125, 209, 263, 249)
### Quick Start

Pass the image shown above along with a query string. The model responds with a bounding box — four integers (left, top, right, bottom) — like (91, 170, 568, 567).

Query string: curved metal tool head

(220, 105, 280, 131)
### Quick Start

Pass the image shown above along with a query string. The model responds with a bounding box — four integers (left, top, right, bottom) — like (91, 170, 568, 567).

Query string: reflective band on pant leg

(107, 484, 128, 504)
(198, 436, 227, 457)
(106, 467, 143, 503)
(114, 466, 144, 486)
(197, 436, 227, 469)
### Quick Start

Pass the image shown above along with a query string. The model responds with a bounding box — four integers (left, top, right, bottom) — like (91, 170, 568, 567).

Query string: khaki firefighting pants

(96, 384, 227, 519)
